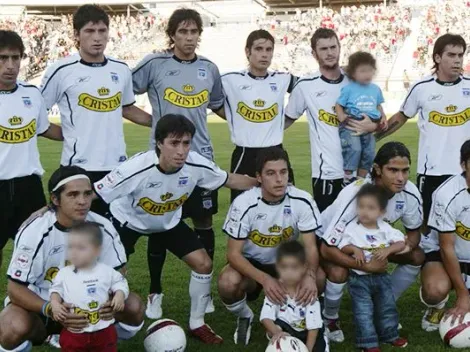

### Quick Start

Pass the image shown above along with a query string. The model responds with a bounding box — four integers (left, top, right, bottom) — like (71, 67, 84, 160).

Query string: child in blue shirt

(335, 52, 387, 185)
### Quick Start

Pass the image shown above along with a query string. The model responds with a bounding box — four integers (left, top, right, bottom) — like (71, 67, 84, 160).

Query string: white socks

(391, 264, 421, 301)
(189, 271, 212, 330)
(419, 286, 449, 309)
(323, 280, 346, 320)
(0, 341, 31, 352)
(224, 295, 254, 319)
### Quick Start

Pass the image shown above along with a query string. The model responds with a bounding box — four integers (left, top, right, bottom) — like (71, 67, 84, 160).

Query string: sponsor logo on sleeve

(15, 254, 30, 268)
(14, 270, 22, 277)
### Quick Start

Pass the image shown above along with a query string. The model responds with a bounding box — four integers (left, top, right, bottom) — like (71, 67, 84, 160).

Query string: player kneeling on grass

(218, 147, 325, 345)
(50, 222, 129, 352)
(0, 166, 144, 352)
(261, 241, 328, 352)
(334, 184, 407, 352)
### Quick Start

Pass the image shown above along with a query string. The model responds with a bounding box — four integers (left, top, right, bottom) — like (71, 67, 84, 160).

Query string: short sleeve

(37, 93, 50, 135)
(387, 228, 405, 244)
(306, 300, 323, 330)
(376, 85, 385, 105)
(208, 64, 225, 110)
(110, 267, 129, 299)
(187, 153, 228, 191)
(402, 188, 423, 231)
(40, 63, 63, 109)
(222, 196, 252, 240)
(400, 82, 421, 119)
(428, 192, 457, 233)
(260, 296, 278, 322)
(335, 229, 353, 249)
(132, 54, 155, 95)
(49, 268, 65, 298)
(285, 83, 306, 120)
(336, 85, 351, 107)
(99, 224, 127, 269)
(122, 67, 136, 107)
(295, 193, 322, 233)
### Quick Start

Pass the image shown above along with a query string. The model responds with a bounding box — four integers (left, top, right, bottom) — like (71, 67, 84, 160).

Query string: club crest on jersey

(0, 119, 36, 144)
(248, 227, 294, 247)
(138, 193, 189, 215)
(428, 106, 470, 127)
(236, 101, 279, 123)
(284, 207, 291, 215)
(463, 88, 470, 97)
(318, 109, 340, 127)
(366, 235, 377, 243)
(78, 92, 122, 112)
(110, 72, 119, 83)
(178, 177, 189, 187)
(456, 221, 470, 241)
(87, 286, 97, 296)
(270, 83, 278, 92)
(22, 97, 32, 108)
(8, 116, 22, 126)
(163, 85, 209, 108)
(197, 68, 207, 80)
(395, 201, 405, 212)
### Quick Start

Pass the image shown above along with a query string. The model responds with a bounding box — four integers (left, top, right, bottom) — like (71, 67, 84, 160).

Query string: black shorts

(312, 178, 344, 213)
(246, 258, 278, 302)
(230, 144, 295, 202)
(181, 186, 219, 219)
(417, 174, 452, 221)
(0, 175, 46, 250)
(111, 218, 204, 260)
(424, 250, 470, 275)
(86, 171, 111, 217)
(275, 319, 328, 352)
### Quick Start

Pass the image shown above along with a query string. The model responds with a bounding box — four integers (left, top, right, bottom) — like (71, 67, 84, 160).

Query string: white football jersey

(95, 151, 228, 234)
(320, 179, 422, 242)
(7, 211, 126, 300)
(428, 174, 470, 262)
(400, 75, 470, 176)
(285, 72, 349, 180)
(40, 54, 135, 171)
(221, 70, 295, 147)
(223, 186, 321, 264)
(50, 263, 129, 333)
(260, 296, 323, 332)
(0, 82, 49, 180)
(335, 220, 405, 275)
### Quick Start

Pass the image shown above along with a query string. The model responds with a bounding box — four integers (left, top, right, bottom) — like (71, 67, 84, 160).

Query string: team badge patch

(463, 88, 470, 97)
(284, 207, 291, 215)
(366, 235, 377, 243)
(111, 72, 119, 83)
(198, 68, 207, 80)
(22, 97, 32, 108)
(178, 177, 189, 187)
(203, 199, 213, 209)
(395, 200, 405, 211)
(270, 83, 278, 92)
(87, 286, 97, 296)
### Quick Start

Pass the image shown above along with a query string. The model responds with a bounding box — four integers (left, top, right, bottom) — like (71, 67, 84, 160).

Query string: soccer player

(0, 166, 144, 352)
(0, 30, 62, 268)
(93, 114, 258, 344)
(131, 8, 224, 319)
(215, 29, 296, 201)
(319, 142, 424, 343)
(420, 140, 470, 331)
(217, 147, 324, 345)
(40, 4, 152, 217)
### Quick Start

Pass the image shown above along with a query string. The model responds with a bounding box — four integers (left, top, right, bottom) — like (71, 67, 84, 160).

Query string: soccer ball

(144, 319, 186, 352)
(265, 336, 309, 352)
(439, 313, 470, 348)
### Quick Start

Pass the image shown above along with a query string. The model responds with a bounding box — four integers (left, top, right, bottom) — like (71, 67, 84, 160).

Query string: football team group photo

(1, 1, 470, 351)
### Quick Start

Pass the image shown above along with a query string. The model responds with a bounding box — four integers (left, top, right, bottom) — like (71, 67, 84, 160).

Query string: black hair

(166, 8, 203, 49)
(73, 4, 109, 33)
(461, 139, 470, 165)
(0, 30, 25, 57)
(432, 34, 467, 73)
(371, 142, 411, 179)
(255, 147, 289, 174)
(154, 114, 196, 149)
(246, 29, 275, 51)
(356, 183, 389, 210)
(276, 241, 306, 264)
(48, 166, 89, 209)
(310, 28, 340, 52)
(69, 222, 103, 247)
(345, 51, 376, 80)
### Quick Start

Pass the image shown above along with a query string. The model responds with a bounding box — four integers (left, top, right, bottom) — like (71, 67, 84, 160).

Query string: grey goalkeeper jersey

(132, 51, 224, 160)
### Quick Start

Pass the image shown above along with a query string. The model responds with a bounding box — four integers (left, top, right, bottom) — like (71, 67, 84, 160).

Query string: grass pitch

(2, 121, 461, 351)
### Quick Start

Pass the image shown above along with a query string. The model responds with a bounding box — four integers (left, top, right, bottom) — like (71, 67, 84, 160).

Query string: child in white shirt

(50, 222, 129, 352)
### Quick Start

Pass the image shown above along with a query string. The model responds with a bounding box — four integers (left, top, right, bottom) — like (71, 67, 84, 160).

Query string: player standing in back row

(131, 8, 224, 319)
(40, 5, 152, 217)
(215, 29, 296, 202)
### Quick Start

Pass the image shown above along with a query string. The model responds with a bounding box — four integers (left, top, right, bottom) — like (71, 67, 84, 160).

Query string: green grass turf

(2, 121, 464, 351)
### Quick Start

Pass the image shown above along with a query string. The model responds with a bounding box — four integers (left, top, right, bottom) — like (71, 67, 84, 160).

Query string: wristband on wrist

(41, 301, 52, 317)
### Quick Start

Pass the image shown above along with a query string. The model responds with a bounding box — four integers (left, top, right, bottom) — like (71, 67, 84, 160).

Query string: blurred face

(75, 21, 109, 59)
(357, 195, 383, 225)
(67, 232, 100, 268)
(246, 38, 274, 72)
(0, 47, 21, 88)
(313, 37, 340, 69)
(157, 133, 191, 171)
(435, 44, 464, 80)
(257, 160, 288, 199)
(353, 64, 375, 85)
(52, 179, 93, 222)
(276, 255, 306, 286)
(171, 20, 200, 58)
(373, 156, 410, 194)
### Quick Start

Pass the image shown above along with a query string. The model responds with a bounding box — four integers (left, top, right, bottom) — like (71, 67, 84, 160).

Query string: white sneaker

(146, 293, 163, 320)
(46, 334, 61, 348)
(206, 297, 215, 314)
(234, 315, 253, 345)
(421, 307, 445, 332)
(325, 318, 345, 343)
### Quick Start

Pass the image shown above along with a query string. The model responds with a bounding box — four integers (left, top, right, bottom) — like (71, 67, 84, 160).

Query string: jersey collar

(247, 71, 269, 80)
(435, 76, 462, 86)
(172, 54, 198, 64)
(0, 84, 18, 94)
(261, 194, 286, 205)
(156, 163, 182, 175)
(80, 57, 108, 67)
(54, 221, 70, 232)
(320, 74, 344, 84)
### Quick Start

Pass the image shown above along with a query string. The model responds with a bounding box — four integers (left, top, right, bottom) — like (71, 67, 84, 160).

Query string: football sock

(419, 286, 449, 308)
(323, 280, 346, 320)
(195, 228, 215, 261)
(189, 271, 212, 330)
(224, 296, 254, 319)
(147, 246, 166, 294)
(391, 264, 421, 301)
(0, 341, 32, 352)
